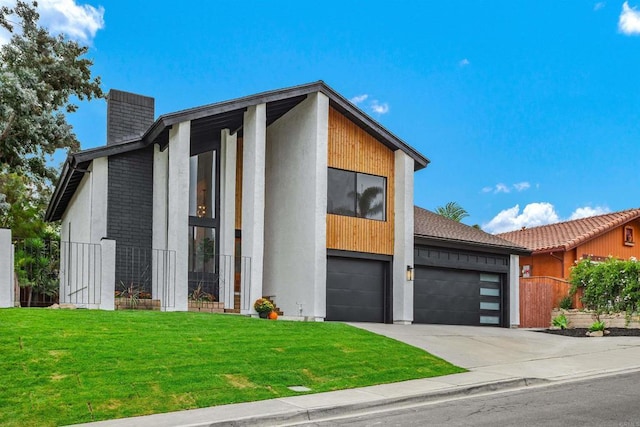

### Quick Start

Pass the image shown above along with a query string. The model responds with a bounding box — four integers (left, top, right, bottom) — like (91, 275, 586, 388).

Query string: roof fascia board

(415, 234, 531, 256)
(141, 81, 430, 170)
(45, 158, 73, 222)
(73, 139, 146, 163)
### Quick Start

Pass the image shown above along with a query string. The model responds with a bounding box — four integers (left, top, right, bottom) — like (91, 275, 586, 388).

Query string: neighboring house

(497, 209, 640, 280)
(413, 207, 529, 327)
(46, 81, 429, 323)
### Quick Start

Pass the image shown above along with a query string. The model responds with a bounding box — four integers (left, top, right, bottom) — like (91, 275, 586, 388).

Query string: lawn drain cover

(288, 386, 311, 392)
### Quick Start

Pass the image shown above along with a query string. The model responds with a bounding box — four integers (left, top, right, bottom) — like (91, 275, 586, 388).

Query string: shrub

(569, 257, 640, 320)
(589, 320, 606, 332)
(558, 296, 573, 310)
(552, 314, 568, 330)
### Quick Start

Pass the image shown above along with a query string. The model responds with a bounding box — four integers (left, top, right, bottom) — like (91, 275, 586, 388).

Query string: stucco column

(510, 254, 520, 327)
(241, 103, 266, 314)
(167, 121, 191, 311)
(393, 151, 415, 324)
(152, 144, 169, 302)
(220, 129, 237, 309)
(100, 238, 116, 310)
(0, 229, 14, 308)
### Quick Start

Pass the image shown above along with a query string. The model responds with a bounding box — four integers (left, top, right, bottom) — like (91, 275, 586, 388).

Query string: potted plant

(254, 298, 274, 318)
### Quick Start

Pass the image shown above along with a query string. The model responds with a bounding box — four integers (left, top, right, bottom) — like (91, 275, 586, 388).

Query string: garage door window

(327, 168, 386, 220)
(480, 273, 501, 325)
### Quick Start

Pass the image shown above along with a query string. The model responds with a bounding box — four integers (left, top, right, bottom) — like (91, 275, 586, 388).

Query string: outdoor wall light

(406, 265, 414, 282)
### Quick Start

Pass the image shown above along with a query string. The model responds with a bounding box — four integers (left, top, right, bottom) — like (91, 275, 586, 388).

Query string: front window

(327, 168, 386, 221)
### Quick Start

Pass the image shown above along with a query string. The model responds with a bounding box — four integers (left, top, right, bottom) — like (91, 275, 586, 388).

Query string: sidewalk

(74, 324, 640, 427)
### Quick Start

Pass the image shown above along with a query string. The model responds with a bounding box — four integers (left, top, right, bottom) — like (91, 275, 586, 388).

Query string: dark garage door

(326, 257, 389, 323)
(414, 267, 503, 326)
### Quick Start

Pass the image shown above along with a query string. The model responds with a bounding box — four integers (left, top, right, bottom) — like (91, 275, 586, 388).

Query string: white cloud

(459, 58, 470, 67)
(350, 94, 368, 105)
(483, 202, 560, 234)
(569, 206, 610, 220)
(594, 2, 606, 11)
(495, 183, 510, 193)
(482, 182, 533, 194)
(0, 0, 104, 45)
(619, 1, 640, 35)
(370, 100, 389, 115)
(513, 181, 530, 192)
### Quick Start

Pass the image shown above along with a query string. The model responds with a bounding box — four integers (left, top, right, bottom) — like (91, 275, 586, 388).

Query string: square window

(327, 168, 386, 221)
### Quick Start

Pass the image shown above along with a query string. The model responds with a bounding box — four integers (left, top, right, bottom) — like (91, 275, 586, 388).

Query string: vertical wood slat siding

(577, 222, 640, 262)
(519, 276, 571, 328)
(326, 107, 395, 255)
(235, 137, 243, 230)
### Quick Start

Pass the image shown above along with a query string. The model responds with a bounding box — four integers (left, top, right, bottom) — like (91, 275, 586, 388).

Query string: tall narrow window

(327, 168, 386, 221)
(189, 151, 216, 219)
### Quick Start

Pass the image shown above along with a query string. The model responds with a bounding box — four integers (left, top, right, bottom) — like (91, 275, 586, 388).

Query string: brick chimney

(106, 89, 155, 145)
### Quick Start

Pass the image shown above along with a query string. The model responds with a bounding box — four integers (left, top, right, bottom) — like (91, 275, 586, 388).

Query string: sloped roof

(46, 81, 430, 222)
(496, 209, 640, 254)
(414, 206, 529, 254)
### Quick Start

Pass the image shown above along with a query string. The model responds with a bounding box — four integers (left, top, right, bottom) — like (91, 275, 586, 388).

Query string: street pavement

(73, 324, 640, 427)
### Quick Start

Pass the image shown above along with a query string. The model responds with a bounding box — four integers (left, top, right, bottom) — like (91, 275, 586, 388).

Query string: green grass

(0, 309, 465, 426)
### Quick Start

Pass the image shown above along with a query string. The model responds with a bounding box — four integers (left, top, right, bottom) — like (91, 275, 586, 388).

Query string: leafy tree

(0, 0, 103, 184)
(0, 169, 49, 238)
(435, 201, 469, 222)
(14, 229, 59, 306)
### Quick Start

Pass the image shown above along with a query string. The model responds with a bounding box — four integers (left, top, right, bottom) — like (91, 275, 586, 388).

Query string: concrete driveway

(349, 323, 640, 381)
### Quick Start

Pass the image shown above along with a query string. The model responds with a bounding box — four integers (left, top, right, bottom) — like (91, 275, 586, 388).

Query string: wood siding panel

(327, 107, 394, 255)
(235, 137, 243, 230)
(577, 221, 640, 261)
(519, 276, 571, 328)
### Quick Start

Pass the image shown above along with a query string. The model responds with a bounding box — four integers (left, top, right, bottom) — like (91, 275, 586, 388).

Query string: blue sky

(3, 0, 640, 233)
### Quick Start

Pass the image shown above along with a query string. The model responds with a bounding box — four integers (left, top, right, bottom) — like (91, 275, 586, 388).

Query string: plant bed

(114, 298, 160, 310)
(539, 328, 640, 338)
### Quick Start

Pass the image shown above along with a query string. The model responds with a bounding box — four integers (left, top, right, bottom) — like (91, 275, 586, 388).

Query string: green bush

(570, 257, 640, 320)
(558, 296, 573, 310)
(589, 320, 606, 332)
(552, 314, 568, 329)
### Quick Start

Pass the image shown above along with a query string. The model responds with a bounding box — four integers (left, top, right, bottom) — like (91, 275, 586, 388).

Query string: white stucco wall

(166, 121, 191, 311)
(60, 157, 108, 244)
(242, 104, 267, 314)
(219, 129, 237, 308)
(510, 254, 520, 327)
(263, 92, 329, 319)
(58, 158, 108, 308)
(152, 144, 169, 302)
(393, 151, 415, 324)
(0, 229, 14, 308)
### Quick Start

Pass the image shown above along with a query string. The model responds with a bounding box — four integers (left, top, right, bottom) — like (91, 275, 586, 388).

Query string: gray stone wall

(107, 147, 154, 291)
(106, 89, 154, 145)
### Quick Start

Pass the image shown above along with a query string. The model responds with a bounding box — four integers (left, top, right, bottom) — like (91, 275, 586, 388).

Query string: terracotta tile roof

(414, 206, 528, 252)
(496, 208, 640, 254)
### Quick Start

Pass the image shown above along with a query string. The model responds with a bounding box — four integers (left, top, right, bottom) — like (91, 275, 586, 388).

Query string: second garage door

(414, 267, 503, 326)
(326, 256, 390, 323)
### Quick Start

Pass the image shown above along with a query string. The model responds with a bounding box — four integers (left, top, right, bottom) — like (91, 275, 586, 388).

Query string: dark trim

(326, 249, 392, 262)
(414, 235, 531, 256)
(414, 244, 510, 273)
(142, 81, 429, 170)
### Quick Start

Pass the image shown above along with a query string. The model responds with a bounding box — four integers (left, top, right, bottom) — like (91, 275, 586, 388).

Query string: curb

(207, 377, 548, 427)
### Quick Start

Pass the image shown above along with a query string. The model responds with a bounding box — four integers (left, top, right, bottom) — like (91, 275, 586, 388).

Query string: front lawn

(0, 309, 464, 426)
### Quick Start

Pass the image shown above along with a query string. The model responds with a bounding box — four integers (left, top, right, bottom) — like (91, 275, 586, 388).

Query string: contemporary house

(497, 209, 640, 280)
(413, 207, 529, 327)
(46, 81, 428, 323)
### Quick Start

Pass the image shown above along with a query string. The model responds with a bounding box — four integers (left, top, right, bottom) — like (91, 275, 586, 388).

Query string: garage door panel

(414, 266, 503, 326)
(326, 257, 388, 323)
